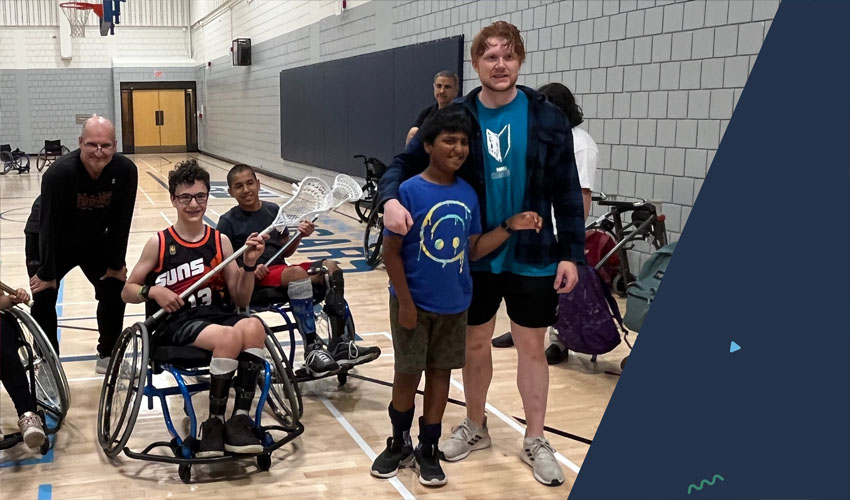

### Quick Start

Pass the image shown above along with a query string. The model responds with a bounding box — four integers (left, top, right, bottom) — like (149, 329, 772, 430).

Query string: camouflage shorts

(389, 295, 467, 374)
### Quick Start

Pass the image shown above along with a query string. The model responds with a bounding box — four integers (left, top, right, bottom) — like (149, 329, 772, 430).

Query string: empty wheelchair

(1, 144, 30, 175)
(36, 140, 70, 172)
(0, 307, 71, 454)
(96, 317, 302, 483)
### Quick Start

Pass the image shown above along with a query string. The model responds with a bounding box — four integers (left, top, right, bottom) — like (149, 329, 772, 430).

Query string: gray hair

(434, 70, 459, 88)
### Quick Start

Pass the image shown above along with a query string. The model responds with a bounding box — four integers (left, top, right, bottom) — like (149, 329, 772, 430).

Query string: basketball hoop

(60, 2, 103, 38)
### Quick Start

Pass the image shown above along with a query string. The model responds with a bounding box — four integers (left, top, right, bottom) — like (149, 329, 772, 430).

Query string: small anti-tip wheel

(620, 356, 629, 370)
(39, 436, 51, 455)
(257, 453, 272, 471)
(178, 463, 192, 484)
(337, 372, 347, 386)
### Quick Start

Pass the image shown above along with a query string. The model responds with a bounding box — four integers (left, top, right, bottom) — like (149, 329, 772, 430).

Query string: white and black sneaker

(197, 417, 225, 458)
(440, 417, 491, 462)
(304, 344, 339, 374)
(521, 436, 565, 486)
(332, 341, 381, 367)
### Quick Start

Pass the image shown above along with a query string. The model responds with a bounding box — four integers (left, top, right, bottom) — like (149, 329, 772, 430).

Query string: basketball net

(60, 2, 103, 38)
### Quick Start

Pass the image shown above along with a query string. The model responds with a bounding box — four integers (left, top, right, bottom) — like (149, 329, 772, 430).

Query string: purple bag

(554, 264, 625, 355)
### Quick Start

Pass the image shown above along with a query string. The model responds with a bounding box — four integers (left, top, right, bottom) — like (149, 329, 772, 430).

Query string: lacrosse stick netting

(329, 174, 364, 208)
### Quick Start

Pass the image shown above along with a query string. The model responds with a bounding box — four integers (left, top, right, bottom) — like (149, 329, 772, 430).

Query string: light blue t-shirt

(385, 175, 482, 314)
(473, 91, 556, 276)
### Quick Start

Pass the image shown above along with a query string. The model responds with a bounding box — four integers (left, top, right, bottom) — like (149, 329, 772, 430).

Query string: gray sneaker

(95, 355, 111, 375)
(439, 417, 491, 462)
(520, 436, 564, 486)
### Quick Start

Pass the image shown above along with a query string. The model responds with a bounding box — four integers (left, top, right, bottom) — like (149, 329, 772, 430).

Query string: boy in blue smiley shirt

(370, 105, 542, 486)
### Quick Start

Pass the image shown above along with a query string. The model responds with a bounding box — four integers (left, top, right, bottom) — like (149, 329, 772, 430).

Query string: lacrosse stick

(262, 174, 363, 267)
(1, 280, 34, 308)
(147, 177, 341, 323)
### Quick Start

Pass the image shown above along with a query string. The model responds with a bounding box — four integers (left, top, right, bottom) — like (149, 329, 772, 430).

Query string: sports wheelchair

(0, 144, 30, 175)
(36, 140, 70, 172)
(96, 316, 303, 483)
(0, 307, 71, 454)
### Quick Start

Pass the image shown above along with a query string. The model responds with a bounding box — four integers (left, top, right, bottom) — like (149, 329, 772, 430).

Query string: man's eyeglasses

(175, 192, 209, 205)
(83, 142, 114, 152)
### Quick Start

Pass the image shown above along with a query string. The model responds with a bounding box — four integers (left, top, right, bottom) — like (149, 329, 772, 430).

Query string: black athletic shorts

(467, 272, 558, 328)
(154, 305, 249, 347)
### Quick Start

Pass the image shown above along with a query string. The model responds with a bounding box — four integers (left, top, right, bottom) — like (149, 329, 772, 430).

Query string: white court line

(367, 331, 581, 474)
(67, 376, 102, 383)
(160, 211, 173, 225)
(318, 397, 415, 500)
(138, 185, 155, 206)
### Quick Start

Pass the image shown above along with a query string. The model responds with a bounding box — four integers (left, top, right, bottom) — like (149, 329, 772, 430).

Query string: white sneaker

(18, 411, 46, 450)
(439, 417, 491, 462)
(521, 436, 565, 486)
(95, 355, 111, 375)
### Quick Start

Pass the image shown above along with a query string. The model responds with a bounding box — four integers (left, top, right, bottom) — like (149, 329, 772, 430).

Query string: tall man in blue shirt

(378, 21, 585, 487)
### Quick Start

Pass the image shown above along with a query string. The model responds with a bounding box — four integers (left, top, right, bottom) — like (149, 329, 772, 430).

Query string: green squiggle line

(687, 474, 725, 495)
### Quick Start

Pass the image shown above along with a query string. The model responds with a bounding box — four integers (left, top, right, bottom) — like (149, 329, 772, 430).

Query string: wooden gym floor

(0, 153, 633, 499)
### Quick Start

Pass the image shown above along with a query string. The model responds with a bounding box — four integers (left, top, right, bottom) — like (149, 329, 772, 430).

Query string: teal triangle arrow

(730, 341, 741, 353)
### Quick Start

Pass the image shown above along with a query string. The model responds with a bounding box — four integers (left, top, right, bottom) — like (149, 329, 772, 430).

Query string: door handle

(155, 110, 164, 126)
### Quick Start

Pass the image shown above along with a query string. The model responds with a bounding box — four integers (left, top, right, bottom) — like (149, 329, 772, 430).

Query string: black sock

(388, 402, 414, 445)
(417, 416, 441, 448)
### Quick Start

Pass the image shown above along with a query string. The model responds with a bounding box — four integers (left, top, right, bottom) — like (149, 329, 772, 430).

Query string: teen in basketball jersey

(122, 159, 268, 458)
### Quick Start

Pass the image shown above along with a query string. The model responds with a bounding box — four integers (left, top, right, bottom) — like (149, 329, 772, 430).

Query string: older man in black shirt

(27, 116, 138, 374)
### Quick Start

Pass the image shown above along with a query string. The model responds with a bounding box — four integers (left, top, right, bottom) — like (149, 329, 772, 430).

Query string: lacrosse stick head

(330, 174, 364, 207)
(272, 176, 332, 230)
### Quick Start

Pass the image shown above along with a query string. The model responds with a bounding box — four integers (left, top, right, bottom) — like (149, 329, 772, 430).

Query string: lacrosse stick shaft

(263, 215, 320, 267)
(0, 280, 34, 308)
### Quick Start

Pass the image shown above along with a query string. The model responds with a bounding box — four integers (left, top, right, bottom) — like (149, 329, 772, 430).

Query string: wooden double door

(132, 90, 187, 153)
(120, 82, 198, 154)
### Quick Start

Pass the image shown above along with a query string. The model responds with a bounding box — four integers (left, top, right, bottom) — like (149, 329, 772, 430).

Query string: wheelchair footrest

(122, 422, 304, 465)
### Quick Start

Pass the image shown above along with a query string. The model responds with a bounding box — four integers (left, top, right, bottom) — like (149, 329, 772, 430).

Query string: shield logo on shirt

(485, 124, 511, 163)
(169, 245, 177, 256)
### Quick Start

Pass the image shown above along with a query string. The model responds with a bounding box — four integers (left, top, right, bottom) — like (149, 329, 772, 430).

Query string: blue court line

(37, 484, 52, 500)
(59, 354, 98, 363)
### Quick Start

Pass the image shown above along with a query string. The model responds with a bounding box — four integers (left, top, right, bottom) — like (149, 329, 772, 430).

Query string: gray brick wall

(0, 72, 21, 148)
(193, 0, 780, 264)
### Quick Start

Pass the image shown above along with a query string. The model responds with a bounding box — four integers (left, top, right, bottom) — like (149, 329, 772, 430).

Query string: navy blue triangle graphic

(569, 2, 850, 498)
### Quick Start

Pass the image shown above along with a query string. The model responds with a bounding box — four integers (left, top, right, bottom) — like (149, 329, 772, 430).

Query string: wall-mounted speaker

(232, 38, 252, 66)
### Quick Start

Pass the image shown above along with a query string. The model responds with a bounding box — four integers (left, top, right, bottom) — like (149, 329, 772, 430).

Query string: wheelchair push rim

(8, 307, 71, 428)
(261, 322, 303, 430)
(97, 321, 149, 458)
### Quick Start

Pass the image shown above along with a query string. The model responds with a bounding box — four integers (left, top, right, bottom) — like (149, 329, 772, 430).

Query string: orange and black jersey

(144, 225, 228, 315)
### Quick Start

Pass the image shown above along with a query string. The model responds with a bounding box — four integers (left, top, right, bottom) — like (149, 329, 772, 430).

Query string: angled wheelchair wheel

(97, 322, 149, 458)
(36, 146, 69, 172)
(9, 308, 71, 429)
(262, 333, 302, 430)
(354, 194, 374, 223)
(363, 210, 384, 267)
(314, 303, 356, 345)
(1, 151, 15, 175)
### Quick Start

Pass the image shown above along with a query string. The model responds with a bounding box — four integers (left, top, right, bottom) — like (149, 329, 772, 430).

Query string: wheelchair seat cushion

(251, 287, 289, 307)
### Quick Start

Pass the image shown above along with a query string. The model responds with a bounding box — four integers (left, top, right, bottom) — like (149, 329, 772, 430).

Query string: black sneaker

(304, 343, 339, 374)
(224, 414, 263, 454)
(197, 417, 225, 458)
(332, 341, 381, 367)
(370, 437, 414, 478)
(414, 443, 447, 486)
(491, 331, 514, 348)
(545, 344, 568, 365)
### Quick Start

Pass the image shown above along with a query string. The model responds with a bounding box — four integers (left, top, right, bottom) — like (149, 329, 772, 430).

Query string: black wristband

(500, 220, 513, 234)
(139, 284, 150, 300)
(243, 263, 257, 272)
